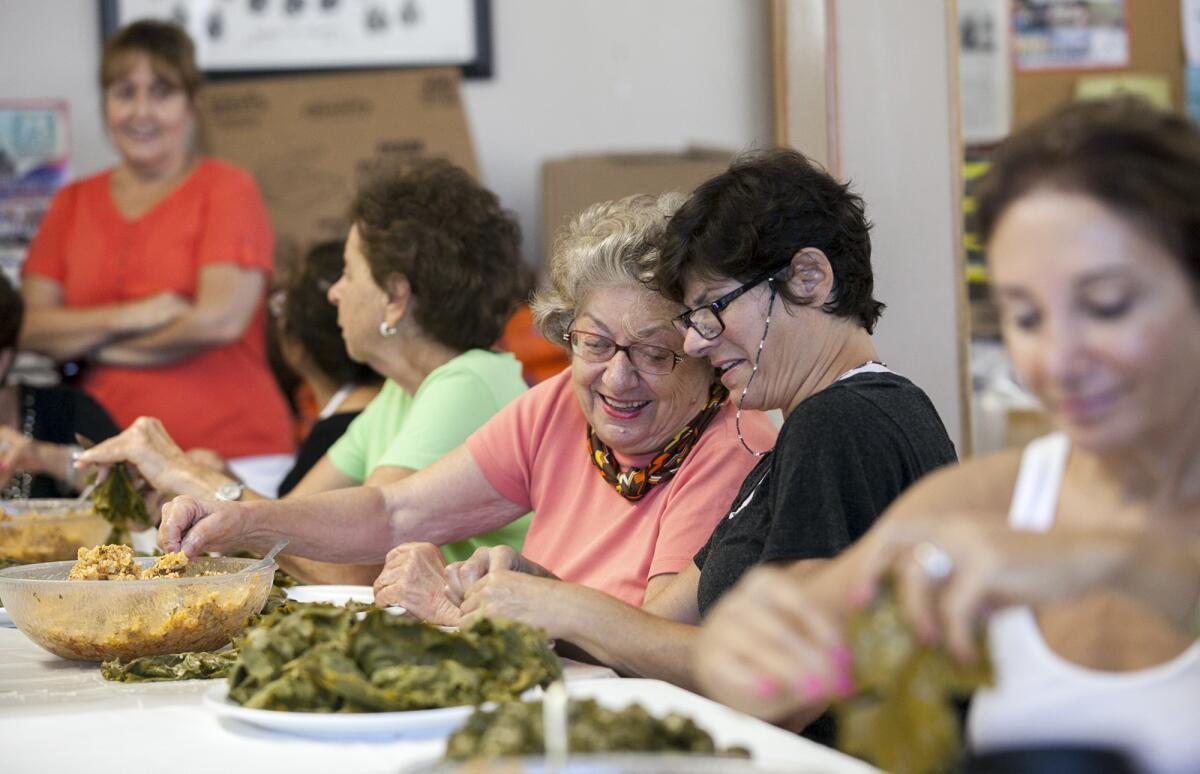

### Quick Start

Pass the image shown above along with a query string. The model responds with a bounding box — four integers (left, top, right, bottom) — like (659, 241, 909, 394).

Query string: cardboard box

(540, 148, 734, 266)
(198, 68, 476, 274)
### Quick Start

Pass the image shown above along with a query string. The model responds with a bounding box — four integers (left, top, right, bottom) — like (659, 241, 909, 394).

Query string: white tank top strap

(1007, 432, 1070, 532)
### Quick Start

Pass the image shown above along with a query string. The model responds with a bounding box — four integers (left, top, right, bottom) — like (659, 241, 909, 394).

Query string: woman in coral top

(20, 21, 293, 494)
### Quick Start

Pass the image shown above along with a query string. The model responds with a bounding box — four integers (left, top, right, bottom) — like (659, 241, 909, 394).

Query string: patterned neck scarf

(587, 381, 729, 501)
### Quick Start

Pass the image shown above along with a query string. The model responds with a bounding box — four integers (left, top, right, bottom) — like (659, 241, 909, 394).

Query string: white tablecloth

(0, 624, 875, 773)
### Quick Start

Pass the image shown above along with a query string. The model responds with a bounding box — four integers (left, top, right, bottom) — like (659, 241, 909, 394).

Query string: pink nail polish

(831, 645, 853, 671)
(834, 671, 856, 698)
(753, 675, 779, 699)
(798, 674, 824, 699)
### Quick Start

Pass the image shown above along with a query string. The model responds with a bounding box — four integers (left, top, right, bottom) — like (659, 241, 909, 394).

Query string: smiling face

(569, 284, 713, 458)
(990, 190, 1200, 454)
(103, 52, 193, 173)
(679, 270, 829, 414)
(326, 224, 391, 367)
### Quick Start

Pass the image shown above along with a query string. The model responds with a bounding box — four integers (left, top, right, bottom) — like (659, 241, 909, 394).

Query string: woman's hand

(458, 570, 566, 636)
(0, 426, 36, 487)
(444, 545, 548, 605)
(849, 517, 1196, 663)
(373, 542, 462, 626)
(76, 417, 199, 496)
(694, 563, 851, 723)
(118, 292, 190, 333)
(158, 494, 252, 557)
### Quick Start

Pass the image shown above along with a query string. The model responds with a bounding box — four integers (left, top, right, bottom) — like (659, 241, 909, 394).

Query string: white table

(0, 624, 876, 773)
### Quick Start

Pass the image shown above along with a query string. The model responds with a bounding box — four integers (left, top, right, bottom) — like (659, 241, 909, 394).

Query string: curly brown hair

(100, 20, 202, 101)
(348, 159, 532, 352)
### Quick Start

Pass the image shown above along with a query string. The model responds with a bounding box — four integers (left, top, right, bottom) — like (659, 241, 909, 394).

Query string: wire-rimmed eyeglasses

(674, 273, 775, 340)
(563, 329, 686, 375)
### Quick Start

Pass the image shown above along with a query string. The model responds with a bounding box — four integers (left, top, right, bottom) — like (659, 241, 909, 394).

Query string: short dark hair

(100, 20, 202, 101)
(348, 159, 532, 351)
(977, 96, 1200, 291)
(0, 272, 23, 351)
(653, 148, 884, 333)
(280, 241, 381, 386)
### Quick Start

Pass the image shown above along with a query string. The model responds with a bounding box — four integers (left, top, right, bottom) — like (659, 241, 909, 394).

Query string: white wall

(0, 0, 773, 264)
(0, 2, 119, 178)
(834, 1, 968, 449)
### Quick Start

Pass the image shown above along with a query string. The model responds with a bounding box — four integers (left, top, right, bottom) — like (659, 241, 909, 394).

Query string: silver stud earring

(379, 321, 398, 337)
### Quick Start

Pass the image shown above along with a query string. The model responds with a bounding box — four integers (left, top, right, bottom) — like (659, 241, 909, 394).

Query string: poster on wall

(959, 0, 1012, 145)
(101, 0, 492, 77)
(0, 101, 70, 286)
(1013, 0, 1129, 72)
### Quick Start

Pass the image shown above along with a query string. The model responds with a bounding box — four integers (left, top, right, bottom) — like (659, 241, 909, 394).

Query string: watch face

(217, 482, 243, 501)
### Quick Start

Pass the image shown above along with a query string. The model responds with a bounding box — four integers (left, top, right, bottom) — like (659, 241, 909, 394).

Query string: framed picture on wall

(99, 0, 493, 79)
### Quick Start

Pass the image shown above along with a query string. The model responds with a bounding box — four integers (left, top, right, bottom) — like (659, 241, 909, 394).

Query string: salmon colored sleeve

(197, 163, 275, 275)
(647, 410, 778, 577)
(22, 183, 78, 283)
(465, 372, 568, 509)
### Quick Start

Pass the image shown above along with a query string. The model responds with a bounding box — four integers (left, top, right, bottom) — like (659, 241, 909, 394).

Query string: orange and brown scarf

(587, 381, 729, 501)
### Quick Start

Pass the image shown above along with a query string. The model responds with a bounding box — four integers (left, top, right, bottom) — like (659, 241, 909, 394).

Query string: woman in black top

(0, 274, 119, 498)
(271, 241, 382, 495)
(426, 151, 956, 727)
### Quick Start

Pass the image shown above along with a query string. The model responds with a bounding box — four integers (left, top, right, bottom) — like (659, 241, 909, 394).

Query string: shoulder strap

(1008, 433, 1070, 531)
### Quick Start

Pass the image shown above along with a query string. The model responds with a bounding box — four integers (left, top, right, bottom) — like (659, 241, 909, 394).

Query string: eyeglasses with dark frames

(674, 273, 775, 340)
(562, 329, 686, 375)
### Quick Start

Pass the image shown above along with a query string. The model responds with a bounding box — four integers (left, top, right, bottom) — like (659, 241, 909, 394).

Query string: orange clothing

(23, 158, 294, 458)
(497, 305, 569, 385)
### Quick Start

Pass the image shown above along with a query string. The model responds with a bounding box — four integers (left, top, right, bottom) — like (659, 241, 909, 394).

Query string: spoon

(261, 539, 289, 566)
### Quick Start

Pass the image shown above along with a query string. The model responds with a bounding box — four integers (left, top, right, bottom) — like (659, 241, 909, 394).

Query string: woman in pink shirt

(155, 192, 777, 611)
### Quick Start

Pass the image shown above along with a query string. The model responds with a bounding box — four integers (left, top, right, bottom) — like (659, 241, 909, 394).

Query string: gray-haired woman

(156, 193, 777, 622)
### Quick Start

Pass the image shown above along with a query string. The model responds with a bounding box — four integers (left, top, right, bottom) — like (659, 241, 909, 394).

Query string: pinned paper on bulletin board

(1183, 0, 1200, 65)
(1188, 65, 1200, 121)
(959, 0, 1012, 145)
(1013, 0, 1129, 72)
(0, 100, 71, 285)
(1074, 74, 1172, 108)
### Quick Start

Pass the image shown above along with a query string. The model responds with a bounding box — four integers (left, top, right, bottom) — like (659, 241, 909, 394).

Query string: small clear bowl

(0, 499, 112, 563)
(0, 555, 275, 661)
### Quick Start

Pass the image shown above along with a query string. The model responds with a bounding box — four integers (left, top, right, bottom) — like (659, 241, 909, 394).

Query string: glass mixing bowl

(0, 555, 275, 661)
(0, 499, 112, 563)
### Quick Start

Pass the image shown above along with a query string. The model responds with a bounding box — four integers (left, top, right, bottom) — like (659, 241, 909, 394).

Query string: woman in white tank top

(693, 97, 1200, 773)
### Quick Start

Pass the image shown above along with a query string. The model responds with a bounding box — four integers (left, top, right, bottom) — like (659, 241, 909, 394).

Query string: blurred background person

(0, 273, 118, 498)
(19, 20, 294, 495)
(269, 240, 382, 496)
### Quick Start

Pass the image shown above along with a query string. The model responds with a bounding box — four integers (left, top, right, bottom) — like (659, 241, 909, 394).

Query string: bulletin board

(1012, 0, 1184, 129)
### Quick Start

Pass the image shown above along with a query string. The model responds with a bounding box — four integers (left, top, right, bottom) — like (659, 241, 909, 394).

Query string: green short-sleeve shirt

(326, 349, 531, 562)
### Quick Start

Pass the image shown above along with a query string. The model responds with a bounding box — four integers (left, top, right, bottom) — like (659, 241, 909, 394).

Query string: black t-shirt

(695, 371, 958, 617)
(21, 384, 120, 498)
(276, 411, 361, 497)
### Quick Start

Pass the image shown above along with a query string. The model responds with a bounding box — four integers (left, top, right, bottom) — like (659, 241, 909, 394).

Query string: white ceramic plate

(285, 585, 412, 619)
(204, 683, 473, 739)
(285, 584, 377, 605)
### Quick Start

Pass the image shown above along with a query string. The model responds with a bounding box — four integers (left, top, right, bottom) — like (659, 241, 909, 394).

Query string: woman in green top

(80, 159, 533, 583)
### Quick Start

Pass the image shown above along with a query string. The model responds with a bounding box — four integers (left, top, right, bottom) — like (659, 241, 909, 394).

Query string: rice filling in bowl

(0, 553, 274, 662)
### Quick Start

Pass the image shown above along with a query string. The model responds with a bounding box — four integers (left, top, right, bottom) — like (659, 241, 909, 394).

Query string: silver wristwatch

(215, 481, 245, 502)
